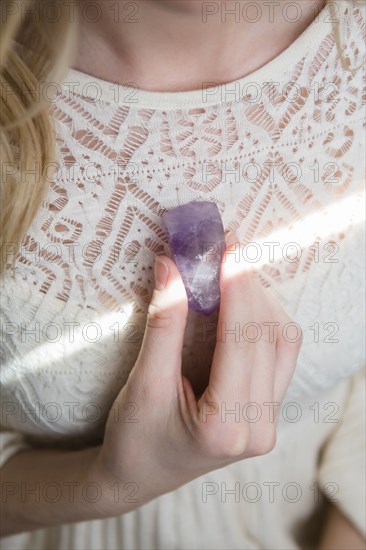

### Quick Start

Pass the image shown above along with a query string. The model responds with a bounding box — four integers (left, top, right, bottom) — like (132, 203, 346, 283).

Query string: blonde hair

(0, 0, 75, 273)
(0, 0, 364, 273)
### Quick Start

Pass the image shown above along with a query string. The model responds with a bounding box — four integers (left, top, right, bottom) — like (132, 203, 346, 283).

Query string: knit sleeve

(317, 367, 366, 536)
(0, 426, 31, 468)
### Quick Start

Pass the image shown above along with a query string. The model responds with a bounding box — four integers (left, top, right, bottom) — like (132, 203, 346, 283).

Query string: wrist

(83, 444, 148, 518)
(75, 445, 118, 519)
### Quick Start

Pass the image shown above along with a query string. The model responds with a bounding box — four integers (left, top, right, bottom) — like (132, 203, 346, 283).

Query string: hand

(92, 235, 302, 515)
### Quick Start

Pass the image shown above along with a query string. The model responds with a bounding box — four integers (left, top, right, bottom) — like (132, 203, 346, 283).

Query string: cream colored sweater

(1, 1, 365, 548)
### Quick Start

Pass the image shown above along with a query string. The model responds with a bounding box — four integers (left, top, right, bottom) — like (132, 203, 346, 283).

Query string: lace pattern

(1, 0, 365, 445)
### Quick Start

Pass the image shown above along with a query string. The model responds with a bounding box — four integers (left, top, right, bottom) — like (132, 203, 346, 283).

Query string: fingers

(196, 236, 301, 459)
(246, 319, 277, 454)
(199, 242, 276, 426)
(134, 255, 188, 388)
(203, 245, 256, 405)
(273, 329, 302, 405)
(263, 287, 302, 404)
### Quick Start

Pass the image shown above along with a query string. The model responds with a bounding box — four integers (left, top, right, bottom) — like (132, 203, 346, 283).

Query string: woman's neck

(73, 0, 327, 92)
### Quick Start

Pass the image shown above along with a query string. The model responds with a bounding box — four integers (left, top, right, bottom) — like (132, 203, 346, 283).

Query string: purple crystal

(162, 201, 225, 316)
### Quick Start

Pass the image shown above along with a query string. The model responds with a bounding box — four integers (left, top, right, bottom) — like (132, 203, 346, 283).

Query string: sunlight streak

(10, 189, 365, 366)
(225, 188, 365, 277)
(9, 303, 136, 371)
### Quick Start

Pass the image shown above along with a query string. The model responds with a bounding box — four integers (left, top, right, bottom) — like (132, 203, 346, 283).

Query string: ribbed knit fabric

(1, 1, 365, 548)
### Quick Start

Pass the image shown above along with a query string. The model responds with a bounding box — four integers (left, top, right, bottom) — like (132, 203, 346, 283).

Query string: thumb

(135, 255, 188, 382)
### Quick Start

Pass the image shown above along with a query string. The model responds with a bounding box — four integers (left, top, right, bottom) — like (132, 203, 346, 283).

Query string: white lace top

(1, 1, 365, 548)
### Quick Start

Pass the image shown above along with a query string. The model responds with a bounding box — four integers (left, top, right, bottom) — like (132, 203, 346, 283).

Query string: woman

(0, 0, 365, 548)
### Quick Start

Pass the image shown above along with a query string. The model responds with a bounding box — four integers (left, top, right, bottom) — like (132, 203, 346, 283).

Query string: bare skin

(2, 236, 301, 536)
(73, 1, 365, 545)
(74, 0, 327, 92)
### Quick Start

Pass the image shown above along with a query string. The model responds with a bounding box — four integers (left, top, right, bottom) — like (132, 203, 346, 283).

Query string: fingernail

(154, 256, 169, 291)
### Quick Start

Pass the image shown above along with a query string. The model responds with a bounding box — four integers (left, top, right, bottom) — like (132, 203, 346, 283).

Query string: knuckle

(146, 293, 188, 331)
(252, 321, 277, 344)
(252, 426, 277, 457)
(146, 300, 172, 330)
(198, 423, 250, 461)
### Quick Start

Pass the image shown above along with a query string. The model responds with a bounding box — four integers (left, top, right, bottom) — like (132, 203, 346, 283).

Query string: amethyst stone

(162, 201, 225, 316)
